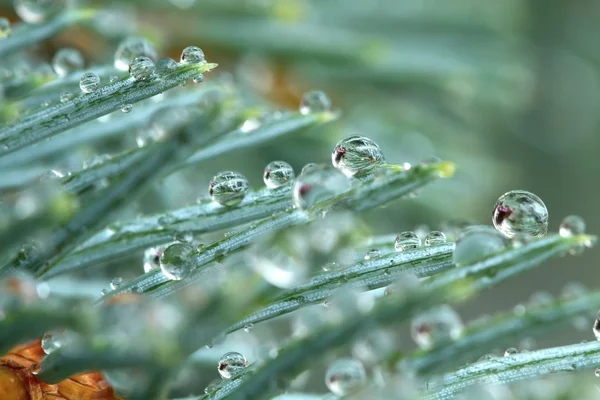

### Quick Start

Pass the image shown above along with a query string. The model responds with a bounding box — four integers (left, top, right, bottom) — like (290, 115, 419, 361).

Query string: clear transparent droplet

(159, 242, 194, 281)
(180, 46, 205, 64)
(492, 190, 548, 238)
(411, 304, 464, 349)
(59, 91, 73, 103)
(52, 48, 84, 77)
(114, 37, 157, 71)
(594, 316, 600, 340)
(504, 347, 518, 357)
(595, 368, 600, 378)
(559, 215, 586, 237)
(453, 225, 506, 266)
(364, 249, 380, 260)
(322, 262, 342, 272)
(121, 104, 133, 113)
(425, 231, 446, 246)
(243, 323, 254, 333)
(292, 164, 351, 211)
(325, 358, 367, 396)
(82, 154, 111, 169)
(129, 56, 155, 81)
(331, 135, 385, 177)
(156, 58, 178, 77)
(394, 231, 421, 252)
(79, 72, 100, 94)
(30, 363, 41, 375)
(263, 161, 295, 189)
(110, 277, 123, 290)
(208, 171, 249, 206)
(0, 17, 11, 38)
(15, 0, 68, 23)
(299, 90, 331, 115)
(41, 332, 61, 354)
(218, 352, 247, 379)
(192, 73, 204, 83)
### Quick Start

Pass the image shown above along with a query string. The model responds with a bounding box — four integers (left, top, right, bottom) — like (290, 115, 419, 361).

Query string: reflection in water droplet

(299, 90, 331, 115)
(110, 277, 124, 289)
(453, 225, 506, 267)
(114, 37, 158, 71)
(52, 48, 84, 76)
(121, 104, 133, 113)
(331, 135, 385, 177)
(209, 171, 249, 206)
(218, 352, 247, 379)
(79, 72, 100, 94)
(411, 304, 463, 349)
(504, 347, 518, 356)
(129, 56, 155, 81)
(159, 242, 194, 281)
(559, 215, 586, 237)
(156, 58, 178, 77)
(425, 231, 446, 246)
(263, 161, 294, 189)
(292, 164, 351, 211)
(492, 190, 548, 238)
(180, 46, 205, 64)
(325, 358, 367, 396)
(394, 231, 421, 252)
(15, 0, 68, 23)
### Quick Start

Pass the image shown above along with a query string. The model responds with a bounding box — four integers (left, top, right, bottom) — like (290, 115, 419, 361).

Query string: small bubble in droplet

(243, 323, 254, 333)
(0, 17, 11, 38)
(52, 48, 84, 77)
(453, 225, 506, 267)
(292, 164, 351, 211)
(41, 332, 61, 354)
(263, 161, 295, 189)
(394, 231, 421, 252)
(325, 358, 367, 396)
(180, 46, 205, 64)
(364, 249, 380, 260)
(79, 72, 100, 94)
(299, 90, 331, 115)
(218, 352, 247, 379)
(559, 215, 586, 237)
(159, 242, 194, 281)
(114, 37, 157, 71)
(129, 56, 155, 81)
(121, 104, 133, 113)
(156, 58, 178, 77)
(192, 73, 204, 83)
(504, 347, 518, 357)
(331, 135, 385, 177)
(209, 171, 249, 206)
(110, 277, 123, 290)
(15, 0, 67, 24)
(492, 190, 548, 238)
(425, 231, 447, 246)
(411, 305, 463, 349)
(60, 91, 73, 103)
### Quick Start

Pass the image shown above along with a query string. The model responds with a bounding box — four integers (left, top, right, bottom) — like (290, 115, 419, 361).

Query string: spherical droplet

(263, 161, 295, 189)
(425, 231, 447, 246)
(299, 90, 331, 115)
(159, 242, 194, 281)
(243, 323, 254, 333)
(394, 231, 421, 252)
(411, 305, 464, 349)
(30, 363, 41, 375)
(110, 277, 123, 290)
(52, 48, 84, 77)
(79, 72, 100, 94)
(559, 215, 586, 237)
(364, 249, 380, 260)
(59, 91, 73, 103)
(504, 347, 518, 357)
(325, 358, 367, 396)
(180, 46, 205, 64)
(192, 73, 204, 83)
(595, 368, 600, 378)
(0, 17, 11, 38)
(129, 56, 155, 81)
(15, 0, 68, 23)
(594, 316, 600, 340)
(292, 164, 351, 211)
(331, 135, 385, 177)
(121, 104, 133, 113)
(41, 332, 61, 354)
(114, 37, 158, 71)
(453, 225, 506, 266)
(218, 352, 247, 379)
(209, 171, 249, 206)
(492, 190, 548, 238)
(156, 58, 178, 77)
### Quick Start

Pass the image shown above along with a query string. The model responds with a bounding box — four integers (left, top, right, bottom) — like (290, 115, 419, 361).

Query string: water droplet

(41, 332, 61, 354)
(156, 58, 178, 76)
(39, 169, 64, 181)
(110, 277, 123, 290)
(263, 161, 294, 189)
(292, 164, 351, 211)
(15, 0, 67, 23)
(453, 225, 506, 266)
(425, 231, 447, 246)
(394, 231, 421, 252)
(322, 262, 342, 272)
(79, 72, 100, 94)
(364, 249, 380, 260)
(511, 232, 533, 248)
(114, 37, 157, 71)
(243, 323, 254, 332)
(594, 316, 600, 340)
(561, 282, 587, 299)
(299, 90, 331, 115)
(129, 56, 155, 81)
(121, 104, 133, 113)
(159, 242, 194, 281)
(208, 171, 249, 206)
(205, 382, 218, 395)
(559, 215, 586, 237)
(52, 48, 84, 77)
(325, 358, 367, 396)
(0, 17, 11, 38)
(595, 368, 600, 378)
(218, 352, 247, 379)
(174, 232, 194, 243)
(180, 46, 205, 64)
(504, 347, 518, 356)
(100, 289, 109, 296)
(59, 91, 73, 103)
(492, 190, 548, 238)
(331, 135, 385, 177)
(192, 73, 204, 83)
(411, 305, 463, 349)
(82, 154, 111, 169)
(30, 363, 41, 375)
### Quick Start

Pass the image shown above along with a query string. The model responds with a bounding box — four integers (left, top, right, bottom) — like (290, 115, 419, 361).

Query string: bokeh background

(2, 0, 600, 395)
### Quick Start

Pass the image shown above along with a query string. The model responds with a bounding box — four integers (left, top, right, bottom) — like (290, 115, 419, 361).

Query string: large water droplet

(209, 171, 249, 206)
(156, 58, 178, 77)
(159, 242, 193, 281)
(41, 331, 61, 354)
(129, 56, 155, 81)
(299, 90, 331, 115)
(52, 48, 84, 77)
(15, 0, 67, 23)
(492, 190, 548, 238)
(180, 46, 205, 64)
(0, 17, 11, 38)
(559, 215, 586, 237)
(453, 225, 506, 266)
(218, 352, 247, 379)
(79, 72, 100, 94)
(394, 231, 421, 252)
(114, 37, 157, 71)
(425, 231, 447, 246)
(292, 164, 351, 211)
(325, 358, 367, 396)
(411, 305, 464, 349)
(263, 161, 294, 189)
(331, 135, 385, 177)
